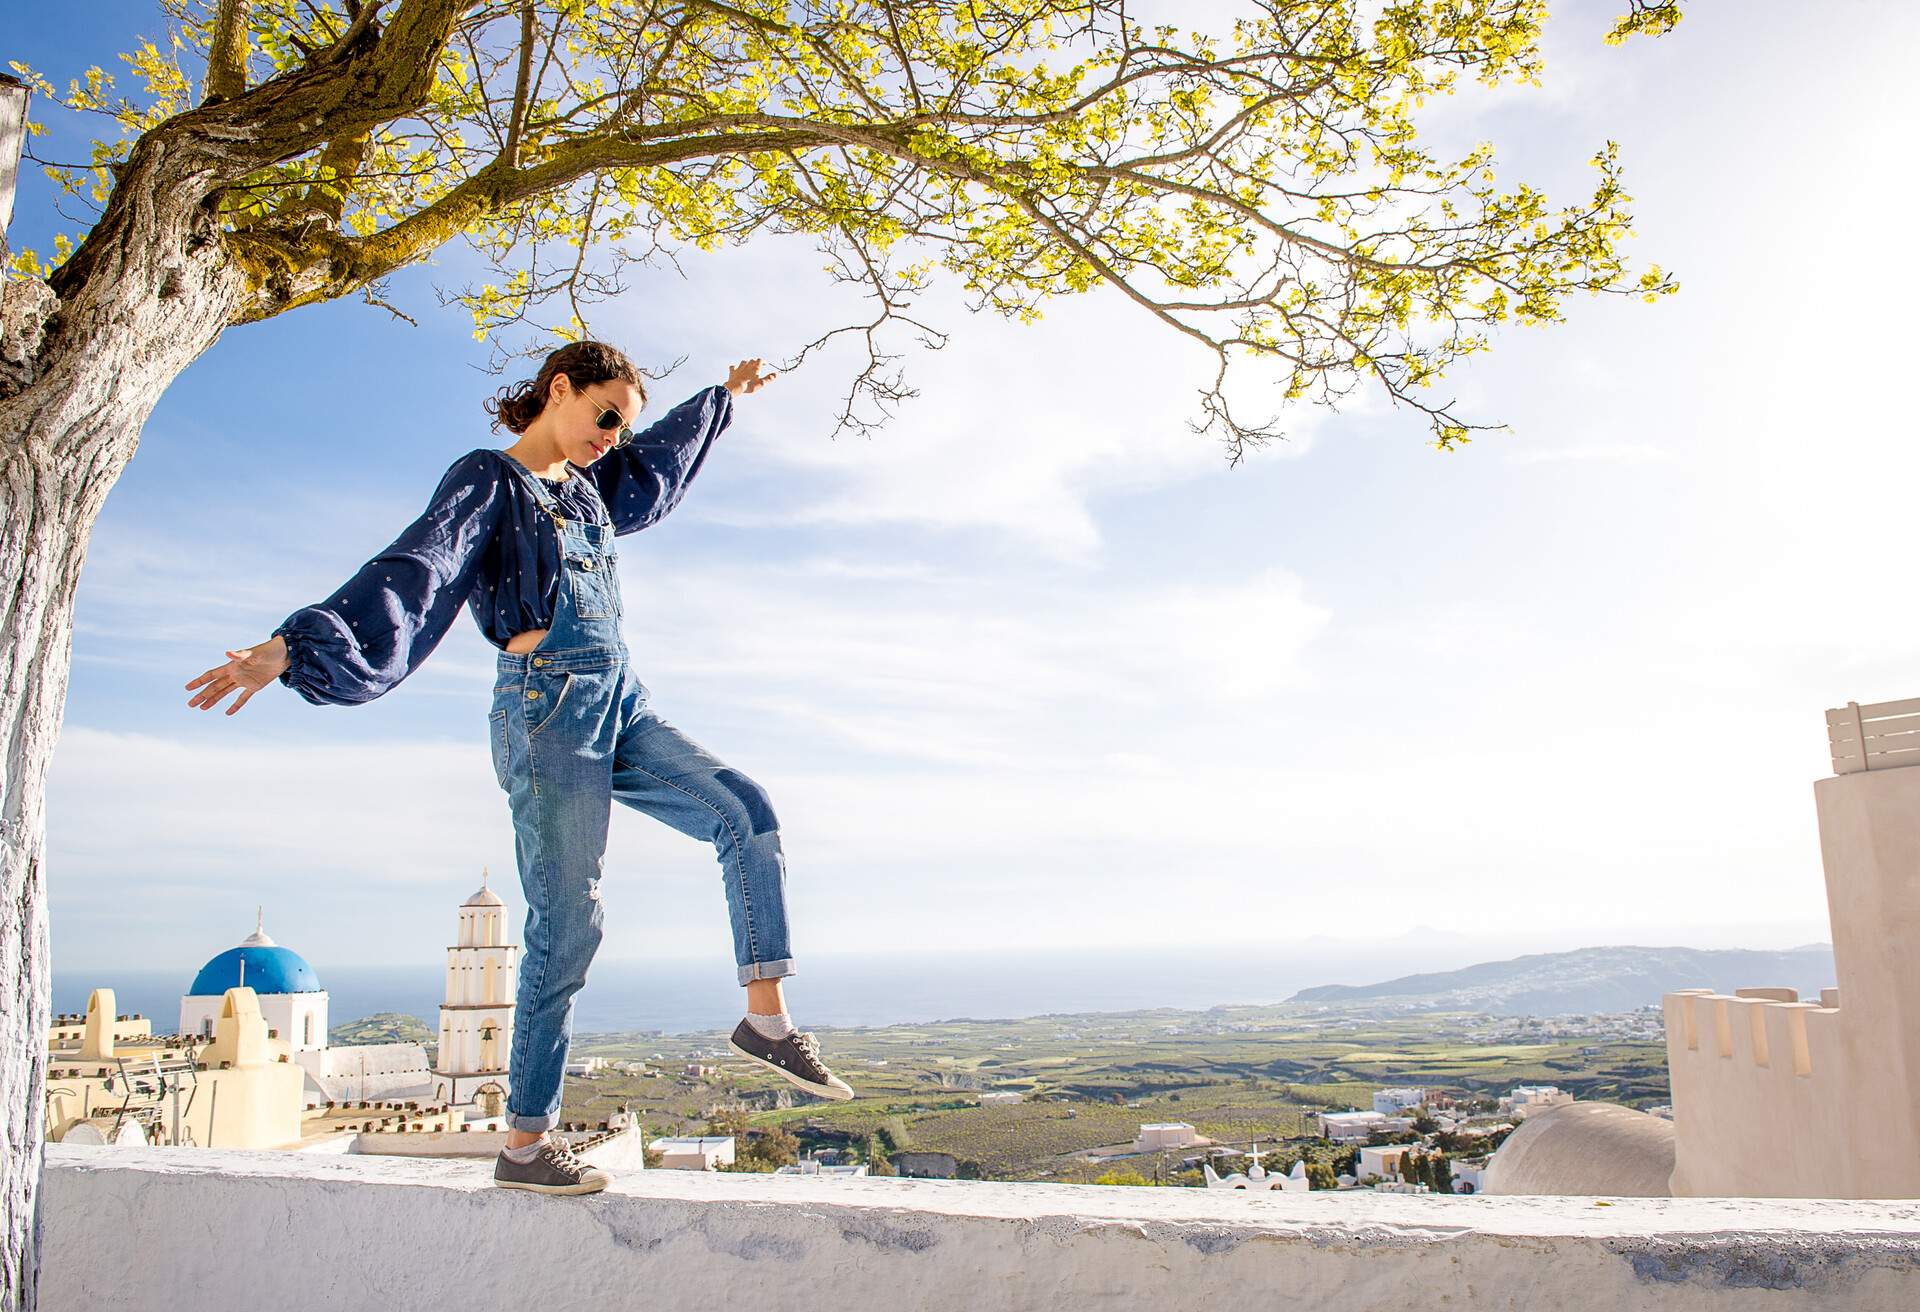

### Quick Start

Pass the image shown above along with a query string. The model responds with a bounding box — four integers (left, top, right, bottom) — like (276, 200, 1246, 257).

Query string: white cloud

(1509, 442, 1677, 465)
(586, 231, 1327, 562)
(48, 703, 1833, 974)
(633, 561, 1333, 766)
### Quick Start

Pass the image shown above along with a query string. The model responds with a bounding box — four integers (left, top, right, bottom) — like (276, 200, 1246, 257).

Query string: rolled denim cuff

(508, 1110, 560, 1133)
(738, 958, 796, 986)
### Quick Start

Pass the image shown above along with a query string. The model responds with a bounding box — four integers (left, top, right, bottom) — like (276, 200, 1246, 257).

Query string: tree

(740, 1122, 800, 1169)
(1305, 1160, 1337, 1190)
(1431, 1151, 1454, 1195)
(0, 2, 1681, 1301)
(863, 1133, 894, 1176)
(703, 1108, 753, 1139)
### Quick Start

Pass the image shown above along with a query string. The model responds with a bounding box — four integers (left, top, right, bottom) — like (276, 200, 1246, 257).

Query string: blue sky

(16, 3, 1920, 980)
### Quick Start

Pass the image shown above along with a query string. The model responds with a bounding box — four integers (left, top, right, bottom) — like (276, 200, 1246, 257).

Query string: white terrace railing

(1826, 696, 1920, 774)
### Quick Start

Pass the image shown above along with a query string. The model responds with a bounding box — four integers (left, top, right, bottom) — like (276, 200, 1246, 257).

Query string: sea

(52, 943, 1412, 1038)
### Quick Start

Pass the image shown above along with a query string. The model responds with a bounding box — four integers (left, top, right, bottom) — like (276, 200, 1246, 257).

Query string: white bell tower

(431, 869, 519, 1116)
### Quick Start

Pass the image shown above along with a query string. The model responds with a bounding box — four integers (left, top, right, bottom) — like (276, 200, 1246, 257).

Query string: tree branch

(504, 2, 537, 166)
(230, 122, 842, 319)
(203, 0, 252, 104)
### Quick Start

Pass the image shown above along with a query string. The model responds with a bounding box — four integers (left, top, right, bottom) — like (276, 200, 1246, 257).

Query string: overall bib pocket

(565, 551, 619, 620)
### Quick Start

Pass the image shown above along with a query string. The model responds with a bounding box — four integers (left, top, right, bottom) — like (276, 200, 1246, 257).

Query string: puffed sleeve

(271, 451, 507, 706)
(589, 384, 733, 535)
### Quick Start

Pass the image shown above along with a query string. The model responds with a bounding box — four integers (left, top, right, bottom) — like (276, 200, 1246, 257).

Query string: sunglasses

(577, 387, 636, 448)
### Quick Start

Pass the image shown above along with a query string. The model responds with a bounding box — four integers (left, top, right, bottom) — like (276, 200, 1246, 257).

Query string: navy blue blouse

(274, 384, 733, 706)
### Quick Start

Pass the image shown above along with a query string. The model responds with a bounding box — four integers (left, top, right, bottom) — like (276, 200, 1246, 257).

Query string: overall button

(579, 559, 597, 570)
(532, 657, 549, 667)
(526, 689, 542, 700)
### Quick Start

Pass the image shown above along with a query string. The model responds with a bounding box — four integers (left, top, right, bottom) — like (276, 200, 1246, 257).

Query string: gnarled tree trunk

(0, 223, 244, 1311)
(0, 13, 475, 1304)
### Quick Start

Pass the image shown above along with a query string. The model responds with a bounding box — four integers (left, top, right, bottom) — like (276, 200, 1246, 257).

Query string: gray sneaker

(728, 1019, 855, 1101)
(493, 1136, 610, 1195)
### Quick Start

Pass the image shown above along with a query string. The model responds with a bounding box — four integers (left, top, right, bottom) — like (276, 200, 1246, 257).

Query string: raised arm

(186, 452, 507, 712)
(589, 359, 776, 533)
(588, 383, 735, 535)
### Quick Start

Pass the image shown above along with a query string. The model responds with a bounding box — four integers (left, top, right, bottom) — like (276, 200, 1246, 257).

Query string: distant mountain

(1287, 945, 1837, 1015)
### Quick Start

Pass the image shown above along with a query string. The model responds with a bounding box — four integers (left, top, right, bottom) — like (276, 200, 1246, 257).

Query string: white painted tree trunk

(0, 243, 242, 1309)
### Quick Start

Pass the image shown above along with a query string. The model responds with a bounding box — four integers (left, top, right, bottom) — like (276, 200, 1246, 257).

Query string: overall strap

(498, 451, 575, 536)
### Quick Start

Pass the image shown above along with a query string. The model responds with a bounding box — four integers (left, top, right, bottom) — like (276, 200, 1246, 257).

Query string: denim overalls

(489, 457, 795, 1133)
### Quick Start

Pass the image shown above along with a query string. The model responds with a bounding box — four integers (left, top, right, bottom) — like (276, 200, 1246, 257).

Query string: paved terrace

(41, 1145, 1920, 1309)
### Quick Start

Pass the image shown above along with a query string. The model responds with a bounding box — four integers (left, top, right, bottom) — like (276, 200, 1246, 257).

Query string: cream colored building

(53, 875, 536, 1154)
(1318, 1110, 1415, 1141)
(651, 1136, 736, 1170)
(1503, 1085, 1574, 1118)
(48, 986, 305, 1150)
(432, 870, 520, 1116)
(1356, 1143, 1416, 1182)
(1661, 695, 1920, 1198)
(1372, 1087, 1426, 1114)
(776, 1158, 870, 1178)
(1134, 1122, 1198, 1152)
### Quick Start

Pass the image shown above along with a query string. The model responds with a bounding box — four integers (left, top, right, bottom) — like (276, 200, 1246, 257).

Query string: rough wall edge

(44, 1143, 1920, 1237)
(37, 1152, 1920, 1229)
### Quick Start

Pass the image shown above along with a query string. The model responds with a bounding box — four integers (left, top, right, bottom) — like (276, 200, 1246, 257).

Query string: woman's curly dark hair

(485, 341, 648, 434)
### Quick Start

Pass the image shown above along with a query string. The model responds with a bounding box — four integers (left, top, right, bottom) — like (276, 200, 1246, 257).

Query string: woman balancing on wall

(185, 341, 854, 1195)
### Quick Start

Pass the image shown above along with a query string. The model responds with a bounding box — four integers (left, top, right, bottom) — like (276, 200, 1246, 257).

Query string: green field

(559, 1004, 1668, 1182)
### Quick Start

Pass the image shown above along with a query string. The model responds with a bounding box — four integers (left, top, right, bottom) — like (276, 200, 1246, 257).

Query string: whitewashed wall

(41, 1146, 1920, 1311)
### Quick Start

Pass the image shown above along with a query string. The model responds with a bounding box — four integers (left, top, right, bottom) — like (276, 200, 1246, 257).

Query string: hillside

(330, 1010, 436, 1061)
(1287, 945, 1836, 1015)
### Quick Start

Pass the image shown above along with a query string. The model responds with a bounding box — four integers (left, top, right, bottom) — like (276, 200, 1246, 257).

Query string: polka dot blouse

(273, 385, 732, 705)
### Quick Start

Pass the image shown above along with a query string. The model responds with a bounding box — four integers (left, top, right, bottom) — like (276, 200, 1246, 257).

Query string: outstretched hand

(724, 357, 777, 396)
(186, 637, 289, 715)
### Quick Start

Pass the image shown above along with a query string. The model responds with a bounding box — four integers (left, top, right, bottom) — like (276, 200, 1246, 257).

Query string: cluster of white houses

(166, 873, 520, 1115)
(48, 873, 643, 1167)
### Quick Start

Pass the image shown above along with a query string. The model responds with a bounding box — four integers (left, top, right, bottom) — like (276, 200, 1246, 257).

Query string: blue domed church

(179, 910, 436, 1104)
(180, 910, 329, 1051)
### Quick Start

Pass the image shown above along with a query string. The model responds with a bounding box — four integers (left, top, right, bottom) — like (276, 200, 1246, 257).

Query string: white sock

(503, 1137, 545, 1162)
(746, 1011, 796, 1041)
